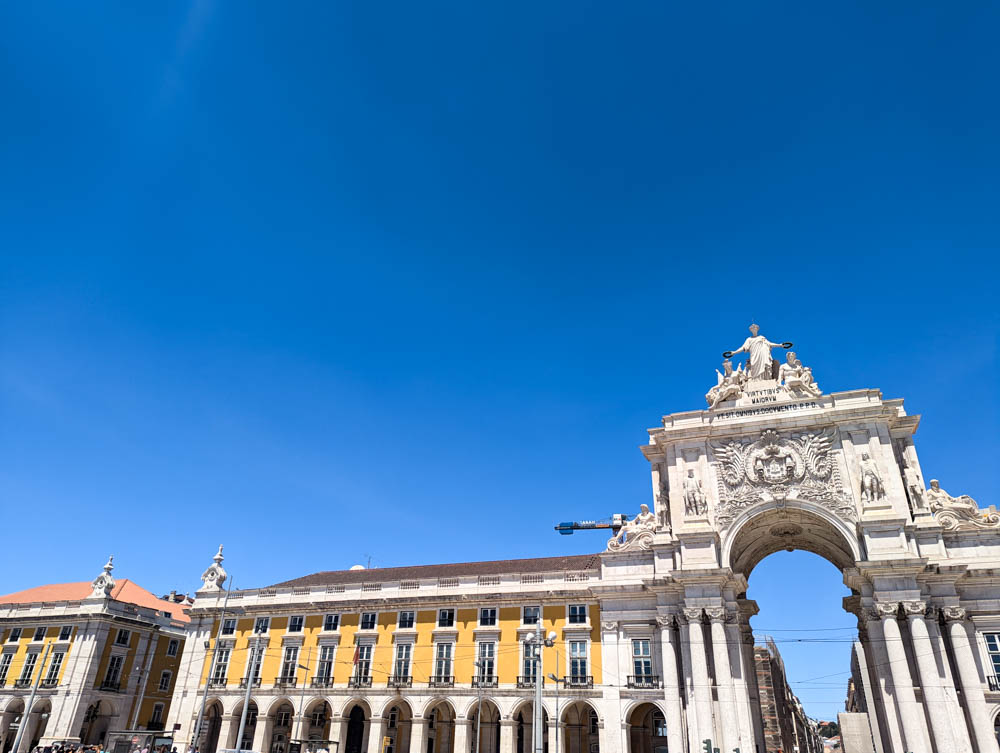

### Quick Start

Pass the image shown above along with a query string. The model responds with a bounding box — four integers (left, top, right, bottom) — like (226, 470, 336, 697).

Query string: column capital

(600, 621, 618, 632)
(655, 615, 675, 628)
(875, 601, 900, 619)
(681, 607, 704, 622)
(901, 600, 928, 618)
(940, 605, 967, 622)
(454, 718, 471, 728)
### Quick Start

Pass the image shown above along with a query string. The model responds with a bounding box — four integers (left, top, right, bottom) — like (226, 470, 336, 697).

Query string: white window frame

(222, 618, 237, 636)
(477, 641, 496, 677)
(114, 629, 131, 646)
(631, 639, 652, 677)
(281, 646, 299, 680)
(398, 611, 415, 629)
(287, 616, 304, 633)
(323, 614, 340, 632)
(568, 604, 588, 625)
(33, 626, 47, 642)
(394, 643, 412, 678)
(212, 648, 230, 683)
(58, 625, 72, 641)
(355, 644, 373, 679)
(45, 651, 64, 684)
(7, 628, 22, 643)
(522, 641, 539, 679)
(19, 652, 39, 683)
(317, 645, 336, 680)
(253, 616, 271, 634)
(166, 639, 179, 657)
(276, 710, 292, 728)
(569, 640, 589, 678)
(523, 606, 541, 625)
(0, 653, 11, 683)
(434, 643, 453, 678)
(479, 607, 497, 627)
(360, 612, 377, 631)
(104, 654, 125, 686)
(438, 609, 455, 628)
(150, 703, 164, 726)
(158, 670, 172, 692)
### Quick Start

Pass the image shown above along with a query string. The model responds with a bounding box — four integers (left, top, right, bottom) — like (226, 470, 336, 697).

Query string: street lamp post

(523, 624, 556, 753)
(546, 651, 560, 753)
(296, 650, 312, 751)
(192, 580, 235, 753)
(473, 660, 484, 753)
(10, 643, 52, 753)
(235, 636, 262, 752)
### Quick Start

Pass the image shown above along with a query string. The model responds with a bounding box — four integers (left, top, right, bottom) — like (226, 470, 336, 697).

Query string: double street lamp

(522, 625, 556, 753)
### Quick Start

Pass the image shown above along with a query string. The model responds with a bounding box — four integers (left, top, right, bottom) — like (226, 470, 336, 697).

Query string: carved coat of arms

(709, 428, 854, 529)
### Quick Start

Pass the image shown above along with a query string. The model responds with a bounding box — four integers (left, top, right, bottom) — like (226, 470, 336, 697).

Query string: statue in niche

(724, 324, 792, 381)
(607, 504, 657, 552)
(683, 469, 708, 516)
(706, 359, 746, 408)
(778, 352, 822, 397)
(859, 452, 886, 504)
(902, 462, 925, 509)
(656, 475, 671, 531)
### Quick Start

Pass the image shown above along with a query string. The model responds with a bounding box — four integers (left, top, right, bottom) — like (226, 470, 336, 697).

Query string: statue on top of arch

(924, 480, 1000, 531)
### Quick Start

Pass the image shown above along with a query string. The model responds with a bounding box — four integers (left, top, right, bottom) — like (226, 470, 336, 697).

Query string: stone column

(332, 717, 349, 753)
(453, 720, 470, 753)
(705, 609, 738, 753)
(16, 713, 39, 753)
(943, 608, 1000, 753)
(546, 721, 557, 753)
(498, 720, 514, 753)
(409, 719, 428, 753)
(928, 617, 973, 747)
(903, 601, 970, 753)
(367, 717, 385, 753)
(877, 602, 931, 752)
(253, 718, 275, 753)
(738, 620, 764, 752)
(725, 616, 756, 753)
(218, 714, 239, 749)
(682, 608, 713, 750)
(859, 610, 904, 753)
(656, 615, 685, 753)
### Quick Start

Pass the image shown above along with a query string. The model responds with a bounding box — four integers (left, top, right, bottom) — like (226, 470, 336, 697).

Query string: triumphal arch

(599, 326, 1000, 753)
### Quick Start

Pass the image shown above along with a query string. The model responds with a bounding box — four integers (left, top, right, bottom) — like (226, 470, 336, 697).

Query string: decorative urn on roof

(199, 545, 228, 592)
(87, 555, 116, 599)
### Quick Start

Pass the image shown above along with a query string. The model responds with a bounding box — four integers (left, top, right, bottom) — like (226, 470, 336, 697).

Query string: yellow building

(0, 558, 189, 753)
(170, 551, 619, 753)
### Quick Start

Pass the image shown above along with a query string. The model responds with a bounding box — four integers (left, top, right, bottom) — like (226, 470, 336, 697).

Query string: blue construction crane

(554, 513, 630, 536)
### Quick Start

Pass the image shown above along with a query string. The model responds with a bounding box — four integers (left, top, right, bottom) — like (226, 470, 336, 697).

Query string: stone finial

(199, 545, 228, 592)
(88, 555, 116, 599)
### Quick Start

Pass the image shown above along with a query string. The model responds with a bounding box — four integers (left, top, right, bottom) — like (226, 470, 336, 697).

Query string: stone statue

(607, 504, 657, 552)
(706, 359, 746, 408)
(683, 469, 708, 516)
(88, 556, 116, 599)
(656, 476, 671, 531)
(724, 324, 792, 381)
(859, 453, 886, 504)
(902, 462, 925, 509)
(778, 352, 822, 397)
(200, 545, 228, 592)
(925, 479, 1000, 531)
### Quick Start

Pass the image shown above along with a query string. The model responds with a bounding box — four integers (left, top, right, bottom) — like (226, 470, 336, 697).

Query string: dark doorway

(345, 706, 366, 753)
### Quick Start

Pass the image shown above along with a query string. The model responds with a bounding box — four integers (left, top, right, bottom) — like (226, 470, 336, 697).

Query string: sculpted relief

(710, 428, 855, 530)
(925, 480, 1000, 531)
(606, 503, 657, 552)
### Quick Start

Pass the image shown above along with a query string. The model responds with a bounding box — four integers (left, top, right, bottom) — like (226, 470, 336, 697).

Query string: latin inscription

(712, 401, 821, 421)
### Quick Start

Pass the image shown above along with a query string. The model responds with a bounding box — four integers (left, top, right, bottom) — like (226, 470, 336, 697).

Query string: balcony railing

(207, 679, 227, 688)
(273, 675, 297, 689)
(988, 676, 1000, 692)
(388, 675, 413, 688)
(40, 679, 58, 688)
(99, 680, 121, 692)
(563, 675, 594, 689)
(145, 721, 166, 731)
(627, 675, 661, 689)
(311, 676, 334, 688)
(517, 675, 541, 689)
(14, 679, 32, 689)
(429, 675, 454, 688)
(239, 677, 262, 689)
(348, 676, 372, 689)
(472, 675, 498, 688)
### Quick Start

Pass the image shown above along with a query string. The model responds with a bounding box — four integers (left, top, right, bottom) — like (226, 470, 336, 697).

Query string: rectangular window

(317, 646, 335, 679)
(477, 642, 495, 677)
(589, 711, 599, 736)
(434, 643, 453, 678)
(276, 711, 291, 728)
(33, 627, 47, 642)
(253, 617, 270, 634)
(311, 708, 327, 726)
(632, 639, 652, 677)
(569, 641, 588, 678)
(166, 639, 179, 657)
(568, 605, 587, 624)
(523, 606, 540, 625)
(222, 619, 237, 636)
(59, 626, 72, 641)
(394, 644, 411, 678)
(104, 655, 124, 686)
(158, 670, 172, 691)
(479, 608, 497, 627)
(115, 629, 131, 646)
(522, 642, 538, 678)
(438, 609, 455, 628)
(355, 644, 372, 679)
(7, 628, 21, 643)
(281, 646, 299, 680)
(212, 648, 230, 683)
(19, 653, 39, 683)
(0, 654, 10, 683)
(360, 613, 377, 630)
(288, 616, 304, 633)
(323, 614, 340, 632)
(985, 633, 1000, 677)
(398, 611, 415, 629)
(45, 652, 65, 683)
(150, 704, 164, 725)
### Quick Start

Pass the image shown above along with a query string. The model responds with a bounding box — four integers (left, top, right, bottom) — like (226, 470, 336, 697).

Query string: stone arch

(422, 699, 457, 753)
(199, 699, 225, 753)
(465, 699, 501, 753)
(722, 500, 863, 576)
(302, 698, 334, 749)
(626, 703, 668, 753)
(267, 699, 297, 753)
(509, 700, 549, 753)
(560, 701, 601, 753)
(376, 700, 414, 753)
(338, 698, 372, 718)
(2, 700, 23, 714)
(265, 696, 297, 717)
(79, 700, 117, 745)
(377, 698, 414, 719)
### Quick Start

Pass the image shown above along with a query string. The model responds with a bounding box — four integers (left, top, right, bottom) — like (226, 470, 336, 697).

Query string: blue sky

(1, 0, 997, 717)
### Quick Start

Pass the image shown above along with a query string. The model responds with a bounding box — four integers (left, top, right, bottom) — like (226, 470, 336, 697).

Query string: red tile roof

(0, 579, 190, 623)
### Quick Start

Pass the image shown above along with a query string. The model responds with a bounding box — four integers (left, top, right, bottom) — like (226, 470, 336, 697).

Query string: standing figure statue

(724, 324, 793, 380)
(858, 452, 886, 504)
(902, 462, 925, 509)
(683, 469, 707, 516)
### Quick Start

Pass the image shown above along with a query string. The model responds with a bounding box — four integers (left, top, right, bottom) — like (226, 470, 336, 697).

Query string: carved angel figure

(778, 352, 822, 397)
(607, 504, 657, 552)
(705, 359, 746, 408)
(859, 453, 886, 504)
(926, 479, 1000, 531)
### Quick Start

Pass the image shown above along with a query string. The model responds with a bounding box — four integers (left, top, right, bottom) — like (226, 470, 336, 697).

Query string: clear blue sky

(1, 0, 997, 717)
